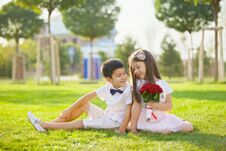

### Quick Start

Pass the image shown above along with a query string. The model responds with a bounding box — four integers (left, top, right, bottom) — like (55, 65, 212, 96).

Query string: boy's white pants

(82, 103, 121, 129)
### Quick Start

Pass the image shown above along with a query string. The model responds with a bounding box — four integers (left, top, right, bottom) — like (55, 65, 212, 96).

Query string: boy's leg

(51, 103, 90, 123)
(41, 103, 105, 130)
(40, 120, 84, 130)
(83, 117, 120, 129)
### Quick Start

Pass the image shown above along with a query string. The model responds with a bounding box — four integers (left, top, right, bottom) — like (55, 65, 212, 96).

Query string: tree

(187, 0, 221, 82)
(0, 45, 14, 78)
(0, 2, 43, 81)
(15, 0, 79, 35)
(59, 42, 82, 75)
(15, 0, 81, 84)
(98, 51, 109, 63)
(193, 48, 210, 77)
(115, 36, 136, 71)
(159, 35, 183, 79)
(155, 0, 213, 80)
(20, 39, 38, 72)
(61, 0, 119, 80)
(0, 2, 43, 54)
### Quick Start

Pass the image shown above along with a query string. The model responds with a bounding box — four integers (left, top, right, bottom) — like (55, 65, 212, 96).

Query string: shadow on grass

(138, 130, 226, 150)
(173, 90, 226, 101)
(0, 90, 106, 109)
(74, 128, 225, 150)
(2, 89, 226, 105)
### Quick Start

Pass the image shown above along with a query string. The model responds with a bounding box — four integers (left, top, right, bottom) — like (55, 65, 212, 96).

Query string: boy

(28, 58, 132, 134)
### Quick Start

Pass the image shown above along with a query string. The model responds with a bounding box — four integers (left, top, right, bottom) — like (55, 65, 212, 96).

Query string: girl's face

(131, 61, 146, 79)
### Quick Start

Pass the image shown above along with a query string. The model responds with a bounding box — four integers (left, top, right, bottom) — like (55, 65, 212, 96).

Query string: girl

(128, 49, 193, 134)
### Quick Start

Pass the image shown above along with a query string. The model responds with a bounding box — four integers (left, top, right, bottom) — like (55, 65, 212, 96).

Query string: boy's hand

(116, 127, 126, 134)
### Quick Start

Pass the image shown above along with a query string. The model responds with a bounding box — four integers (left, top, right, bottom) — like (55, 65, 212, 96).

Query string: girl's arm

(147, 94, 172, 111)
(130, 100, 141, 134)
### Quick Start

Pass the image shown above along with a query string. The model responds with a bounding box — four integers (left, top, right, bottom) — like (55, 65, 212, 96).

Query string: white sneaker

(27, 111, 47, 132)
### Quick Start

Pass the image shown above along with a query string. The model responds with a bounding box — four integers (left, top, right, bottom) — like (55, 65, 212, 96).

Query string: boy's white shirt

(136, 79, 173, 109)
(95, 82, 132, 123)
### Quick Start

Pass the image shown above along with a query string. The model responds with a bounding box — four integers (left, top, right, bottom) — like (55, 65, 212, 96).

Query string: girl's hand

(147, 101, 157, 109)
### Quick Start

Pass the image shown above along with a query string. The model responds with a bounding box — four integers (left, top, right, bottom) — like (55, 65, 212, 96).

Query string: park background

(0, 0, 225, 150)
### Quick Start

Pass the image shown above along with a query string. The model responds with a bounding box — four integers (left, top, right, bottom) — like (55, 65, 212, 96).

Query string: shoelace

(34, 119, 40, 124)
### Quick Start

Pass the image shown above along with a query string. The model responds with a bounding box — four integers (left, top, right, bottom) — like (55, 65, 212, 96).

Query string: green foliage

(0, 45, 14, 77)
(15, 0, 81, 13)
(225, 62, 226, 72)
(15, 0, 82, 36)
(115, 36, 136, 71)
(0, 80, 225, 150)
(60, 0, 120, 41)
(186, 0, 221, 15)
(20, 39, 37, 71)
(0, 39, 37, 78)
(155, 0, 213, 33)
(98, 50, 109, 62)
(141, 91, 160, 103)
(59, 42, 82, 75)
(0, 2, 43, 53)
(159, 35, 183, 79)
(186, 0, 215, 5)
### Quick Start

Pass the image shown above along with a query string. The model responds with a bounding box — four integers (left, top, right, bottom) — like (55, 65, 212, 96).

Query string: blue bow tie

(110, 89, 123, 95)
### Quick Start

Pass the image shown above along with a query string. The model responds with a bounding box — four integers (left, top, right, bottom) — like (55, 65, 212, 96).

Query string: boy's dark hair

(101, 58, 124, 78)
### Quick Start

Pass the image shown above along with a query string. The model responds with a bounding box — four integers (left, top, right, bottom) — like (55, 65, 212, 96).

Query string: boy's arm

(68, 91, 97, 110)
(118, 104, 132, 134)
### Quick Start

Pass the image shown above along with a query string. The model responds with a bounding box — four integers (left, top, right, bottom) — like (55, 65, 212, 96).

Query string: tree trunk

(88, 38, 94, 80)
(15, 38, 19, 54)
(55, 38, 61, 84)
(48, 10, 54, 84)
(12, 38, 25, 82)
(36, 37, 41, 84)
(48, 11, 52, 35)
(212, 0, 219, 82)
(50, 36, 56, 84)
(198, 30, 204, 83)
(218, 28, 224, 81)
(188, 32, 193, 80)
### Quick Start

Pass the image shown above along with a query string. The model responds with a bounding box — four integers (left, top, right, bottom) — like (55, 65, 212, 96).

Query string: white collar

(107, 82, 126, 91)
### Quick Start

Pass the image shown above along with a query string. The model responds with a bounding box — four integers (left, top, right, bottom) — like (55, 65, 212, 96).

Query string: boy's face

(131, 61, 146, 79)
(106, 67, 128, 88)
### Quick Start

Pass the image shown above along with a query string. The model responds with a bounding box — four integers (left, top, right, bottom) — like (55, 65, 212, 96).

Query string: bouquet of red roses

(139, 82, 163, 121)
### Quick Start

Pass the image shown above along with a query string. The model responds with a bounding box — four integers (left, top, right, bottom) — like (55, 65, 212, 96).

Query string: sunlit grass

(0, 80, 225, 150)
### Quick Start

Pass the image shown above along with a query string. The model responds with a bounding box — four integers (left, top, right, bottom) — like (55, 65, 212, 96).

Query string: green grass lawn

(0, 80, 225, 150)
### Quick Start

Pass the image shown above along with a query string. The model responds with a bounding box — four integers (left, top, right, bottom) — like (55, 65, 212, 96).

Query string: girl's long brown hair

(128, 49, 162, 103)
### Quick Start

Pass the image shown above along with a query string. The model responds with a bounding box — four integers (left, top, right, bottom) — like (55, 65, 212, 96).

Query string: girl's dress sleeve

(162, 80, 173, 95)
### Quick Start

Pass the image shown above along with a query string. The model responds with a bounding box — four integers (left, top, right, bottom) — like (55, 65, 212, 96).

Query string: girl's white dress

(136, 79, 186, 132)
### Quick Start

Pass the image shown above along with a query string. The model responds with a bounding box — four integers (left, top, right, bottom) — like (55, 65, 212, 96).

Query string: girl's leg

(40, 120, 84, 130)
(161, 130, 172, 134)
(180, 121, 193, 132)
(51, 103, 90, 123)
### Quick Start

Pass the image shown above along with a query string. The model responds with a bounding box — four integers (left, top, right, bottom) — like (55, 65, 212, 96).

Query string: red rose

(139, 82, 163, 103)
